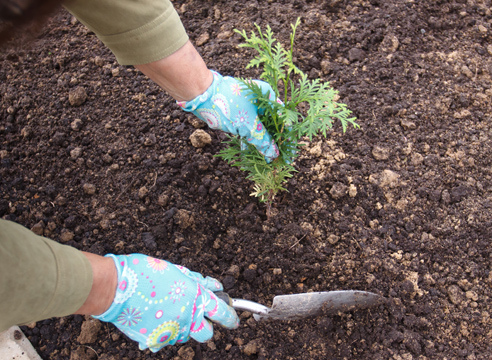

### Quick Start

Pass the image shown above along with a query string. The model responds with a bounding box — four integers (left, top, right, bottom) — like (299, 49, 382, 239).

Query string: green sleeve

(63, 0, 189, 65)
(0, 219, 93, 332)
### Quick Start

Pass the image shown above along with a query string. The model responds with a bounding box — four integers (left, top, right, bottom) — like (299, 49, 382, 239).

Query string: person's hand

(93, 254, 239, 352)
(177, 71, 280, 162)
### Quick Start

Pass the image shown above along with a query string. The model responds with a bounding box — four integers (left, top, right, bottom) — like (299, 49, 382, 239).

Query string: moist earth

(1, 0, 492, 359)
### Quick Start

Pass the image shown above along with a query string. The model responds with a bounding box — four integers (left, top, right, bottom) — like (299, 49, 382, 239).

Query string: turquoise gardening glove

(177, 71, 280, 162)
(93, 254, 239, 352)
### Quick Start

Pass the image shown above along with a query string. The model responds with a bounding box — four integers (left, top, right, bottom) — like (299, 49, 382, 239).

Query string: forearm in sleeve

(0, 219, 93, 332)
(63, 0, 189, 65)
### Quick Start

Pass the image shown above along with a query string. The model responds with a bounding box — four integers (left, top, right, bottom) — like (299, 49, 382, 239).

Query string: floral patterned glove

(93, 254, 239, 352)
(177, 71, 280, 162)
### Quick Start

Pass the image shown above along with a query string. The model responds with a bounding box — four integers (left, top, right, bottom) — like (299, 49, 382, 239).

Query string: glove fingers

(218, 76, 279, 162)
(189, 284, 215, 343)
(201, 275, 225, 292)
(177, 265, 225, 293)
(179, 270, 238, 330)
(190, 318, 214, 343)
(204, 288, 240, 329)
(250, 80, 276, 100)
(190, 286, 239, 344)
(189, 301, 241, 344)
(238, 80, 280, 162)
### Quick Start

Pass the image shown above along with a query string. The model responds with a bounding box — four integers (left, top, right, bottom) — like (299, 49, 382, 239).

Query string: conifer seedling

(217, 18, 359, 218)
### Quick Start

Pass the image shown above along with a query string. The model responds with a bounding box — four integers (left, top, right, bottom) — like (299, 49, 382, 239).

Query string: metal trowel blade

(256, 290, 383, 321)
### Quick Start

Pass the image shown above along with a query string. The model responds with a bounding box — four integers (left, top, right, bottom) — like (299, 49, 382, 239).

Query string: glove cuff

(176, 70, 221, 112)
(92, 254, 126, 322)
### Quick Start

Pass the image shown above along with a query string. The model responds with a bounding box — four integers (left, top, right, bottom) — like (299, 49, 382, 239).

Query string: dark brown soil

(2, 1, 492, 359)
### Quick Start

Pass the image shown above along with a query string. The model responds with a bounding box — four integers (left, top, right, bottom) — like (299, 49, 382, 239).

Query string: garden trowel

(217, 290, 383, 321)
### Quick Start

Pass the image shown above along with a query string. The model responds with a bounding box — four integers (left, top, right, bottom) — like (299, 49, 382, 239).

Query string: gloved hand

(177, 71, 280, 162)
(93, 254, 239, 352)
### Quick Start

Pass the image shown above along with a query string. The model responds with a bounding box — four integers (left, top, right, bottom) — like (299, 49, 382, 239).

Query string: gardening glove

(93, 254, 239, 352)
(177, 70, 280, 162)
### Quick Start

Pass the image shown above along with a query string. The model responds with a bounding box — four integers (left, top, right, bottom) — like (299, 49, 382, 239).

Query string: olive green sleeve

(0, 219, 93, 332)
(63, 0, 189, 65)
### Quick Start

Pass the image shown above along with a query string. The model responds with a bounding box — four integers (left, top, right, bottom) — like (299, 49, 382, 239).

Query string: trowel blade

(262, 290, 383, 320)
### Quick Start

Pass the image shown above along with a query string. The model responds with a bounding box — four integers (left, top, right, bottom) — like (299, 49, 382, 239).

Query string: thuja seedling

(217, 18, 359, 218)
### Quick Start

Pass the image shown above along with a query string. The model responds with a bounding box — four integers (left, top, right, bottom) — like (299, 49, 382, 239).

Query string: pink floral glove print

(93, 254, 239, 352)
(177, 71, 279, 162)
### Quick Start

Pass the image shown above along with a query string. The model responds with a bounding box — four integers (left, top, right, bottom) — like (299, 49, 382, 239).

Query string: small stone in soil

(138, 186, 149, 199)
(189, 129, 212, 148)
(348, 184, 357, 197)
(31, 220, 45, 235)
(330, 182, 348, 199)
(68, 86, 87, 106)
(165, 207, 177, 219)
(70, 147, 83, 159)
(59, 229, 74, 243)
(157, 194, 169, 206)
(77, 318, 102, 344)
(198, 185, 208, 197)
(273, 268, 282, 275)
(447, 285, 464, 305)
(177, 346, 195, 360)
(195, 32, 210, 46)
(141, 232, 157, 250)
(94, 56, 104, 66)
(372, 146, 390, 160)
(400, 119, 416, 130)
(175, 209, 194, 229)
(242, 340, 258, 356)
(242, 269, 257, 282)
(227, 264, 240, 277)
(222, 275, 235, 290)
(82, 183, 96, 195)
(71, 118, 83, 131)
(327, 234, 340, 245)
(348, 48, 366, 62)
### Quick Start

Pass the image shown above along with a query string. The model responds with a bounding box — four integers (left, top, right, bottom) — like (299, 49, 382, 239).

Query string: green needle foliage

(217, 18, 359, 217)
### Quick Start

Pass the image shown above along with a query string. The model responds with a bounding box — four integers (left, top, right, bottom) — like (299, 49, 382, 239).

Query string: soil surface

(2, 1, 492, 359)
